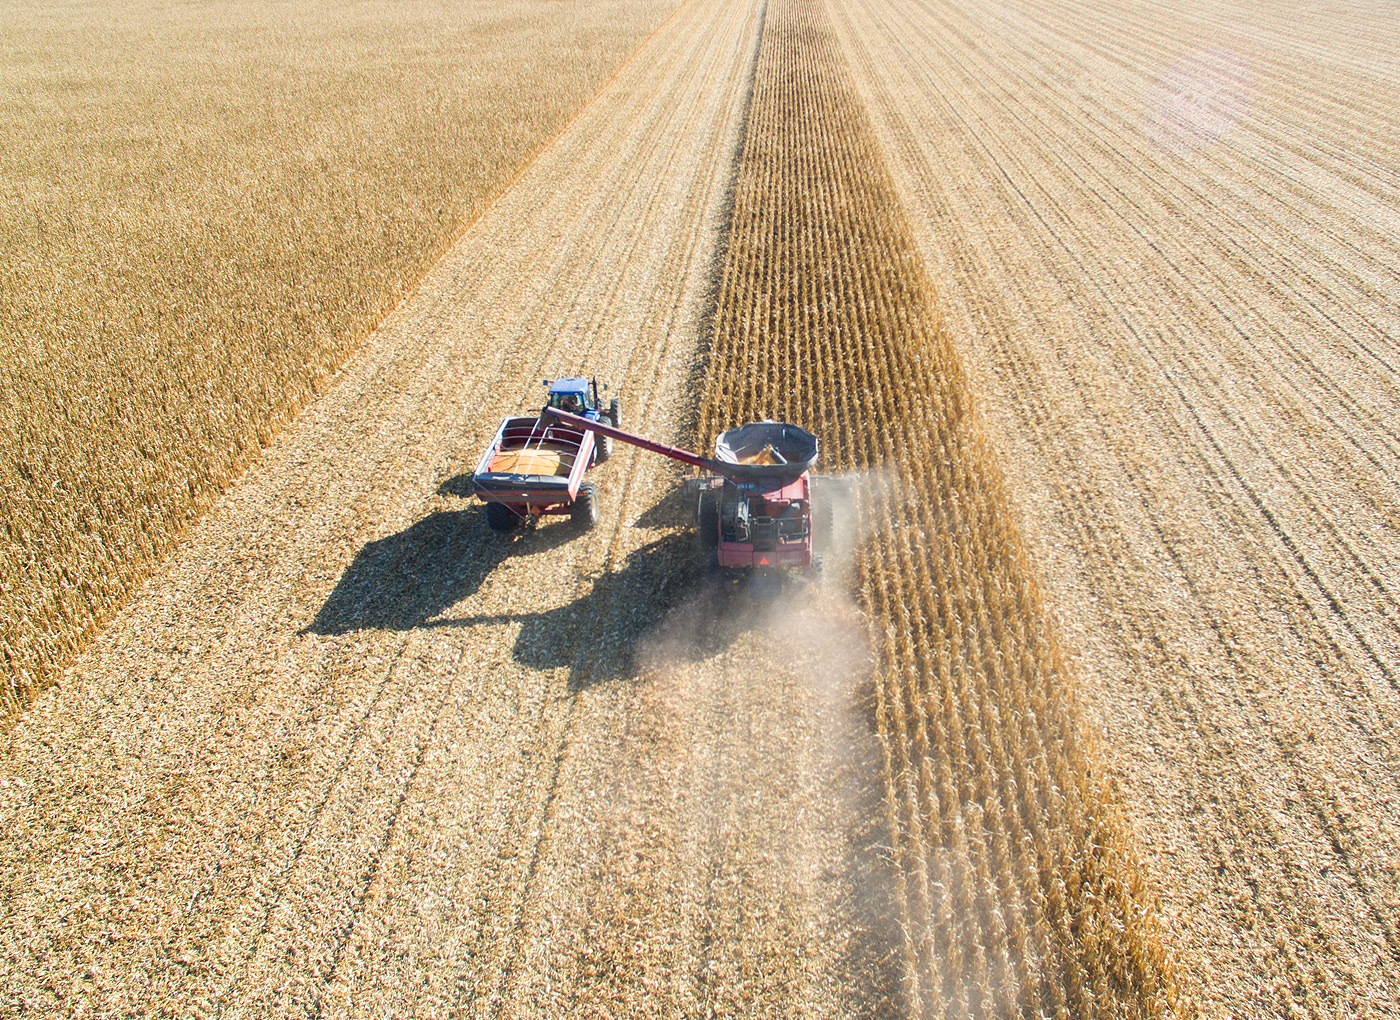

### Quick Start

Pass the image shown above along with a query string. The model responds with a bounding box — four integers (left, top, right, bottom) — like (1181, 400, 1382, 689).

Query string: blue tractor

(542, 377, 621, 462)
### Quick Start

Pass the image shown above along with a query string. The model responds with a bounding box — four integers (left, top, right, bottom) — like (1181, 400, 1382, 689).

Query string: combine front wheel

(697, 491, 720, 550)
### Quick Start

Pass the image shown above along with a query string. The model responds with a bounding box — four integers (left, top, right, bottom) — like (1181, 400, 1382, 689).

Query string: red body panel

(472, 414, 596, 514)
(714, 473, 812, 569)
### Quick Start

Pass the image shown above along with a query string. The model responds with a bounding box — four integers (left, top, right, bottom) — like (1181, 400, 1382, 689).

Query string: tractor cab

(542, 376, 621, 462)
(544, 377, 600, 420)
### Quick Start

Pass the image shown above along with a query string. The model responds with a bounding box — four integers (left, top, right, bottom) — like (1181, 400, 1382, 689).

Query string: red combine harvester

(543, 408, 842, 593)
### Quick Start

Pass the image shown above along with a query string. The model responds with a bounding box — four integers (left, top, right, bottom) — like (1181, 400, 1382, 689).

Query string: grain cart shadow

(428, 532, 760, 691)
(435, 473, 479, 499)
(305, 505, 576, 635)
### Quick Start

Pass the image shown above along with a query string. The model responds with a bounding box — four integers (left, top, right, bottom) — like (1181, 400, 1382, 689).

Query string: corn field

(4, 0, 1398, 1014)
(0, 0, 674, 711)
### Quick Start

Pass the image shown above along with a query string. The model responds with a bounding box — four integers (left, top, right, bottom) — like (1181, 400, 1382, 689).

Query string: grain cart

(472, 378, 619, 533)
(542, 408, 840, 593)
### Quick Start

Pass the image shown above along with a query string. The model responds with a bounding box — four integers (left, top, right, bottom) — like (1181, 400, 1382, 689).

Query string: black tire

(486, 502, 523, 533)
(696, 491, 720, 550)
(595, 431, 613, 463)
(608, 397, 621, 427)
(571, 482, 599, 530)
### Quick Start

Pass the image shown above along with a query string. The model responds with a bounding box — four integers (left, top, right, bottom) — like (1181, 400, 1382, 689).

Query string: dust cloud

(619, 469, 910, 1014)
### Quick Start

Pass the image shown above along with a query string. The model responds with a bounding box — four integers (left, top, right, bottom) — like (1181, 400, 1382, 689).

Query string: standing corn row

(698, 0, 1184, 1014)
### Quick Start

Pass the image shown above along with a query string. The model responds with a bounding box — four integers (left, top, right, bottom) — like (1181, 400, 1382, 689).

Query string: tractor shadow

(305, 504, 578, 636)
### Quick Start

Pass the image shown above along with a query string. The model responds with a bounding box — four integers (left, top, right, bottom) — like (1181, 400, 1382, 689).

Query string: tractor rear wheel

(571, 482, 599, 530)
(487, 502, 524, 533)
(595, 404, 619, 463)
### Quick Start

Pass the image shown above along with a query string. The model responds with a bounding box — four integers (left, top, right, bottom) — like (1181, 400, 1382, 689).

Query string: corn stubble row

(697, 0, 1182, 1014)
(0, 0, 668, 712)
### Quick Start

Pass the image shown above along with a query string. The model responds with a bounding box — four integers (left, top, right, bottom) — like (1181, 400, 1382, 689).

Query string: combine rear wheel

(697, 491, 720, 550)
(571, 482, 599, 530)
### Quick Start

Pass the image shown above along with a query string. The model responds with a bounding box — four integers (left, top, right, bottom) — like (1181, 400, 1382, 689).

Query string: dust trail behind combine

(697, 0, 1182, 1013)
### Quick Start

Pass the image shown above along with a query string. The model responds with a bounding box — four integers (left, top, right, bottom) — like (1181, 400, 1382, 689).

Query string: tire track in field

(212, 13, 740, 1004)
(246, 3, 762, 1012)
(306, 2, 776, 1015)
(696, 0, 1180, 1014)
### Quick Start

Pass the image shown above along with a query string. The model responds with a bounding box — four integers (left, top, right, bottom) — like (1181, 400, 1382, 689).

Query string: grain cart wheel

(571, 482, 599, 530)
(697, 491, 720, 550)
(487, 502, 524, 533)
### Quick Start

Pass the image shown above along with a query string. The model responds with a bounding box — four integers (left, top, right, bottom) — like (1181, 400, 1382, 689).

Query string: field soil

(833, 0, 1400, 1014)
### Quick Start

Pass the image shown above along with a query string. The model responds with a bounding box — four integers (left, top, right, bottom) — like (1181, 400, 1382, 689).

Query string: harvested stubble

(697, 0, 1183, 1014)
(0, 0, 677, 712)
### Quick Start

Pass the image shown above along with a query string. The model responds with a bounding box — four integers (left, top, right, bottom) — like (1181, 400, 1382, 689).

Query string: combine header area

(543, 408, 842, 593)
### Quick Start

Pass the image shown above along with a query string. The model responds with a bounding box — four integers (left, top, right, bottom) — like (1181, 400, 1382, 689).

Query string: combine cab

(543, 409, 841, 593)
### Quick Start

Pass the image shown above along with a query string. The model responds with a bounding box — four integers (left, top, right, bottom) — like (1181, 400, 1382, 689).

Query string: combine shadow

(306, 505, 577, 635)
(630, 484, 692, 530)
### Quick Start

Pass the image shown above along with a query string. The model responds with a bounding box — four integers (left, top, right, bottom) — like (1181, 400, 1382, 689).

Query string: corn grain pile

(0, 0, 675, 712)
(698, 0, 1183, 1013)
